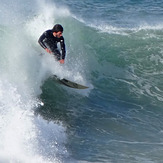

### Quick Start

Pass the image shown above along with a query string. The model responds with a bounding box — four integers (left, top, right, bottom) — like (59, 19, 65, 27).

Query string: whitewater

(0, 0, 74, 162)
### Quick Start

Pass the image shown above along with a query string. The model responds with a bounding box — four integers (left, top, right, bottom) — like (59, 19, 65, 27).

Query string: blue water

(0, 0, 163, 162)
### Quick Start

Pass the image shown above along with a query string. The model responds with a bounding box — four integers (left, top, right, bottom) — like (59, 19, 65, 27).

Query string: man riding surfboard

(38, 24, 66, 64)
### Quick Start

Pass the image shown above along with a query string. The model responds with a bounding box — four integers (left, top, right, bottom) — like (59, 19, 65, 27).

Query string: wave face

(0, 0, 163, 162)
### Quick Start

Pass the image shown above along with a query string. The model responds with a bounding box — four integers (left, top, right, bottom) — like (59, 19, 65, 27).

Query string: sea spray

(0, 0, 71, 162)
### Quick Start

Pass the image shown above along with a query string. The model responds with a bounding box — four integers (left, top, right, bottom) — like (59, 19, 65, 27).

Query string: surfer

(38, 24, 66, 64)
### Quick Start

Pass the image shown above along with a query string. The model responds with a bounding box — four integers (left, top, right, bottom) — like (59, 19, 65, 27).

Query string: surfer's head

(52, 24, 63, 33)
(52, 24, 63, 38)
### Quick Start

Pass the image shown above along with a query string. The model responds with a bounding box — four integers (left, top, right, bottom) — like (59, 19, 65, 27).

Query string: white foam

(25, 0, 70, 41)
(0, 79, 68, 162)
(73, 16, 163, 35)
(0, 1, 71, 162)
(89, 23, 163, 35)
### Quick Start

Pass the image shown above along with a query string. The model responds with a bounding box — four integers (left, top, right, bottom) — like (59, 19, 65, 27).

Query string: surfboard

(52, 75, 89, 89)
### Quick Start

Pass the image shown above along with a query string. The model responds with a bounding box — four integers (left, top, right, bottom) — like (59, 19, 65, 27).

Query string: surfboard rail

(52, 75, 89, 89)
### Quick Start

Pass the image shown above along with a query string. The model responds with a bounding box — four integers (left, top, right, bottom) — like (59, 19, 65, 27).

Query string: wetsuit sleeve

(60, 37, 66, 60)
(38, 31, 48, 49)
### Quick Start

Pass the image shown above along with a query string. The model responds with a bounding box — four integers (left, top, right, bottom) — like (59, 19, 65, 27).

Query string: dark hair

(52, 24, 63, 32)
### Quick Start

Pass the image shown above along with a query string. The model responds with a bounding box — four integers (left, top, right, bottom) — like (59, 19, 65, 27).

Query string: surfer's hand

(59, 59, 64, 64)
(45, 48, 52, 53)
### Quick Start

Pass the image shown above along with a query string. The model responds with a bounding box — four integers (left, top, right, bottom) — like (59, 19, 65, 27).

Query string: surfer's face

(53, 31, 63, 38)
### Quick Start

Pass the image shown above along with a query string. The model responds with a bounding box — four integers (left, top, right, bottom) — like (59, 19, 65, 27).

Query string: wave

(1, 0, 163, 162)
(0, 1, 73, 162)
(69, 11, 163, 105)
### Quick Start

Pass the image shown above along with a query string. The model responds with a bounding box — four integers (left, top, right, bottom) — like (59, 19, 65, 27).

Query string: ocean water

(0, 0, 163, 162)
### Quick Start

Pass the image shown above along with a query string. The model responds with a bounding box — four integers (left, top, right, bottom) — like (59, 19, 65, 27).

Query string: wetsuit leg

(52, 49, 61, 61)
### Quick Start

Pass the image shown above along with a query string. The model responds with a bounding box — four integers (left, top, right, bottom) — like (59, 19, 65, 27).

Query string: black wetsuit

(38, 30, 66, 60)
